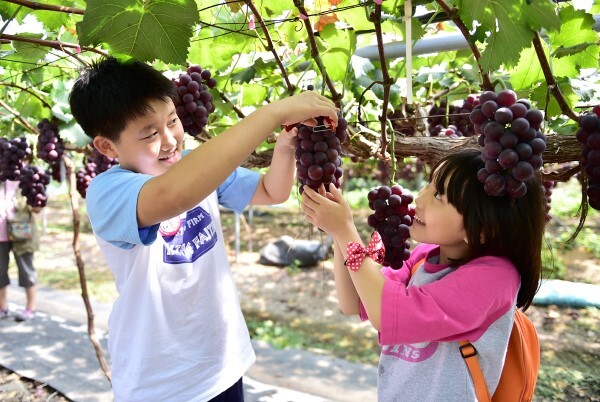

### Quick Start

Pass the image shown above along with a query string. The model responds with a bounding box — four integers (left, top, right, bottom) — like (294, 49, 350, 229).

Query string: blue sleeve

(86, 167, 158, 249)
(218, 167, 260, 213)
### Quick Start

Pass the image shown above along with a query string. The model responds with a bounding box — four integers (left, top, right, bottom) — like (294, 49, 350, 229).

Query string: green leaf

(10, 34, 48, 64)
(522, 0, 561, 32)
(240, 84, 267, 106)
(231, 66, 257, 84)
(261, 0, 295, 15)
(509, 46, 542, 90)
(338, 2, 372, 31)
(32, 0, 83, 32)
(319, 24, 355, 82)
(457, 0, 561, 71)
(530, 79, 578, 118)
(78, 0, 199, 65)
(549, 6, 598, 48)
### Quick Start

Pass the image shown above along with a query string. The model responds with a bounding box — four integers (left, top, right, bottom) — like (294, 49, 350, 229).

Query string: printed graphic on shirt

(161, 206, 217, 264)
(381, 341, 438, 362)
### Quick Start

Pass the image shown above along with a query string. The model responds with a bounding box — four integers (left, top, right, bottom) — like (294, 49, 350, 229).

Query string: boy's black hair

(430, 148, 546, 310)
(69, 57, 177, 142)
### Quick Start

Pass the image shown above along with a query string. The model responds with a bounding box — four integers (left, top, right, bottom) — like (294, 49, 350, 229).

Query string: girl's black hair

(69, 57, 177, 141)
(430, 148, 546, 310)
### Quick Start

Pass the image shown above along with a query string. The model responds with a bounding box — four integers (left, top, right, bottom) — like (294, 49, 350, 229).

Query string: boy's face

(94, 98, 184, 176)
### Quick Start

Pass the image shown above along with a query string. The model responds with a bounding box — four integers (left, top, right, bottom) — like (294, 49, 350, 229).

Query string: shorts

(0, 241, 37, 288)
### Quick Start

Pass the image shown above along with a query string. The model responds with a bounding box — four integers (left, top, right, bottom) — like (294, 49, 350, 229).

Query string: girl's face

(93, 98, 184, 176)
(411, 179, 469, 264)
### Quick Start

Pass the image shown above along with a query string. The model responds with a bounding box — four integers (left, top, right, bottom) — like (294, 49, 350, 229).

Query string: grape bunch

(427, 101, 451, 136)
(18, 165, 50, 207)
(294, 113, 348, 194)
(366, 185, 415, 269)
(575, 106, 600, 210)
(0, 137, 32, 182)
(427, 95, 479, 137)
(542, 180, 555, 222)
(469, 90, 546, 198)
(389, 106, 418, 136)
(173, 65, 217, 137)
(448, 95, 479, 137)
(36, 118, 65, 164)
(75, 146, 119, 198)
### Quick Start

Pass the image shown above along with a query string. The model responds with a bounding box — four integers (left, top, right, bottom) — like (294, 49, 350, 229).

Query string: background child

(69, 57, 337, 402)
(301, 148, 546, 401)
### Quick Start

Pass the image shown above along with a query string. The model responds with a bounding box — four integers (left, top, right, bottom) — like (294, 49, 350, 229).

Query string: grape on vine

(367, 184, 415, 269)
(470, 89, 547, 199)
(173, 65, 217, 137)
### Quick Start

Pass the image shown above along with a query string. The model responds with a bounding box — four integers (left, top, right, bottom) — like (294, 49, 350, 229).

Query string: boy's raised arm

(137, 91, 337, 227)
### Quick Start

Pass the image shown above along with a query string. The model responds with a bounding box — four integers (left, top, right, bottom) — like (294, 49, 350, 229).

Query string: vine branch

(0, 99, 36, 132)
(0, 83, 53, 110)
(292, 0, 342, 107)
(434, 0, 492, 90)
(244, 0, 295, 96)
(370, 4, 392, 157)
(532, 32, 579, 122)
(1, 34, 107, 57)
(3, 0, 84, 14)
(62, 155, 112, 383)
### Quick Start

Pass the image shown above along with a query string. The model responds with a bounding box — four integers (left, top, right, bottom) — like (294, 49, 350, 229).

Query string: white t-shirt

(86, 163, 260, 402)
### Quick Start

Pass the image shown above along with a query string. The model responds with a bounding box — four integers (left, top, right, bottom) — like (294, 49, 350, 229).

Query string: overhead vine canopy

(0, 0, 598, 168)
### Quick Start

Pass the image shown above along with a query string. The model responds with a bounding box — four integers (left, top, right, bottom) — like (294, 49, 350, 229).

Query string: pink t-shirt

(0, 180, 19, 241)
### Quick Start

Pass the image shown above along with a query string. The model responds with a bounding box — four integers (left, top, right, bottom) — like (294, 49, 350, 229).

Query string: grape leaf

(549, 6, 598, 48)
(318, 24, 356, 82)
(240, 84, 267, 106)
(457, 0, 560, 71)
(510, 46, 542, 90)
(77, 0, 199, 65)
(31, 0, 84, 32)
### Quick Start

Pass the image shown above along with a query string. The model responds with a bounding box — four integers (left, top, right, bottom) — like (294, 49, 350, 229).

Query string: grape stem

(292, 0, 342, 107)
(0, 99, 36, 132)
(244, 0, 296, 96)
(531, 32, 579, 122)
(370, 3, 393, 160)
(433, 0, 492, 91)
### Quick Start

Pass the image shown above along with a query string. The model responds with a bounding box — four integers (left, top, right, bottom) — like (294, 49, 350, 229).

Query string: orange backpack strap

(459, 340, 492, 402)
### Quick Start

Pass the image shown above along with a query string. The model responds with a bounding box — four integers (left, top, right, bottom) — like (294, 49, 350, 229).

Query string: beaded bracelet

(344, 231, 385, 272)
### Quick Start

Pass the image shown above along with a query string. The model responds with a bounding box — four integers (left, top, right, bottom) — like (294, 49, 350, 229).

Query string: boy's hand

(301, 184, 353, 237)
(272, 91, 338, 128)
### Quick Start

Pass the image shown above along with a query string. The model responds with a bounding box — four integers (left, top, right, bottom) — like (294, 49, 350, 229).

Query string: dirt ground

(1, 199, 599, 401)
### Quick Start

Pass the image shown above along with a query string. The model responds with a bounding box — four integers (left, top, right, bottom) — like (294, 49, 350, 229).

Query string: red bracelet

(345, 231, 385, 272)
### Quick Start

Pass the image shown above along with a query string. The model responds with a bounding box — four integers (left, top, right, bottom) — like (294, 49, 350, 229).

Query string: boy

(69, 57, 337, 401)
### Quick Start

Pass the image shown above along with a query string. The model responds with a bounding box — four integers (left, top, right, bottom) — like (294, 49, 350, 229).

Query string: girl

(301, 148, 546, 401)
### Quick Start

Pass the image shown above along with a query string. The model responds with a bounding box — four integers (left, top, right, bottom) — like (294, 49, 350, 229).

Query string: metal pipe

(354, 14, 600, 61)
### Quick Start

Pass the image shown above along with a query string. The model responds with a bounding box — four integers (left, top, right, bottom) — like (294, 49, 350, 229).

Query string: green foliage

(78, 0, 199, 65)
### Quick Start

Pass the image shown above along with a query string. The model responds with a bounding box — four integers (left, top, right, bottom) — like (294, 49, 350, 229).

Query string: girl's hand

(275, 125, 298, 152)
(301, 184, 353, 237)
(271, 91, 338, 128)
